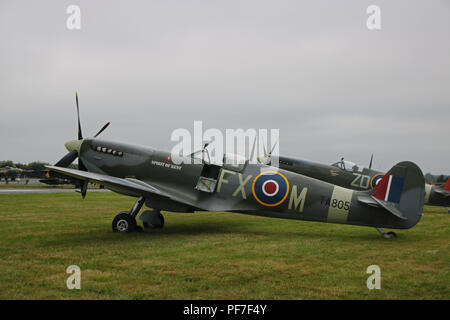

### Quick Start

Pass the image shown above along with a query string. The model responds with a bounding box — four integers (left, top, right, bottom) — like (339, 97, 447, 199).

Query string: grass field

(0, 193, 448, 299)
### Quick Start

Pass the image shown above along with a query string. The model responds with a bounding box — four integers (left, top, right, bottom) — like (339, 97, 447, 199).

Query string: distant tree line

(1, 160, 46, 171)
(424, 173, 449, 184)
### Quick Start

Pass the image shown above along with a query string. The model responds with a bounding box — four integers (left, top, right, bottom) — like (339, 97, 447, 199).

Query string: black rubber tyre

(112, 212, 137, 232)
(142, 211, 165, 229)
(386, 231, 397, 238)
(152, 212, 164, 229)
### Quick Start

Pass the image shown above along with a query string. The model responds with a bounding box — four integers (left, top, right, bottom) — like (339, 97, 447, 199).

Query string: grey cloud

(0, 0, 449, 173)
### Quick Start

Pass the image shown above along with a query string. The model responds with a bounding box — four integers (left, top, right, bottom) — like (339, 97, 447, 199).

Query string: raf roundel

(370, 173, 385, 189)
(252, 171, 290, 207)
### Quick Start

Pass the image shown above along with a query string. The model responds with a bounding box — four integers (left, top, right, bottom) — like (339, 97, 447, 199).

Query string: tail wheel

(386, 231, 397, 238)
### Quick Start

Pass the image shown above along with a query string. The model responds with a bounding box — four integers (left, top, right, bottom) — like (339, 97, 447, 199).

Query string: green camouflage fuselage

(73, 138, 424, 230)
(276, 156, 449, 207)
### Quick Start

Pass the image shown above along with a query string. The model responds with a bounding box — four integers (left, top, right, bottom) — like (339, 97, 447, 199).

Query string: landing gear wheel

(386, 231, 397, 238)
(141, 210, 165, 229)
(151, 212, 165, 229)
(376, 227, 398, 239)
(112, 212, 138, 232)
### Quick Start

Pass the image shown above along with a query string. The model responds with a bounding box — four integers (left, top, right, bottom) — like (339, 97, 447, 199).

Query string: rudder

(372, 161, 425, 228)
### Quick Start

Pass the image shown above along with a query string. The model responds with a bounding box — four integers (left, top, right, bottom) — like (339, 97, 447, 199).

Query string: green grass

(0, 193, 448, 299)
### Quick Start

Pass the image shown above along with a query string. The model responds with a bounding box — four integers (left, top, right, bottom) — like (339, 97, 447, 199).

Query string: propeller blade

(94, 122, 111, 138)
(269, 140, 278, 155)
(369, 154, 373, 169)
(262, 137, 267, 157)
(77, 158, 88, 198)
(249, 136, 257, 163)
(54, 150, 78, 168)
(81, 180, 88, 199)
(76, 92, 83, 140)
(78, 158, 87, 172)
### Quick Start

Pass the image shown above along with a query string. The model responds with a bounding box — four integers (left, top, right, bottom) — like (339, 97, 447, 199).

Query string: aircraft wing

(46, 166, 170, 199)
(434, 189, 450, 196)
(45, 166, 236, 212)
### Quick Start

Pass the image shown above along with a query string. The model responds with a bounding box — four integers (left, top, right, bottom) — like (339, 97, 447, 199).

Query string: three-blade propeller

(50, 92, 110, 198)
(257, 138, 278, 165)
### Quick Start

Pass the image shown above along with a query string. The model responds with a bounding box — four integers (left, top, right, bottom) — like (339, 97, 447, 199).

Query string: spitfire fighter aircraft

(258, 149, 450, 209)
(0, 166, 34, 183)
(47, 94, 426, 239)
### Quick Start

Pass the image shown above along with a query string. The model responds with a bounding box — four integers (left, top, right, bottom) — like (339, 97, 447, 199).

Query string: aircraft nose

(64, 139, 83, 153)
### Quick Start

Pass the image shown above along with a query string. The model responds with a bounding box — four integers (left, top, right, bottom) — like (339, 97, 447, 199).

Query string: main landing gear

(139, 209, 165, 229)
(112, 196, 145, 232)
(376, 227, 397, 239)
(112, 211, 142, 232)
(112, 196, 165, 232)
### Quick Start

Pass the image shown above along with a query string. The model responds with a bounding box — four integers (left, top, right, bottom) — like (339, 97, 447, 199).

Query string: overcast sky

(1, 0, 449, 173)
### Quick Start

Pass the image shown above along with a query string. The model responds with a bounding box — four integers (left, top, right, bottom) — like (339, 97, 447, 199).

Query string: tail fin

(444, 178, 450, 192)
(434, 178, 450, 196)
(372, 161, 424, 228)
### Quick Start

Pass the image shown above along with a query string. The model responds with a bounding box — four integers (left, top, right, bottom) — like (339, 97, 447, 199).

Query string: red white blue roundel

(370, 173, 385, 189)
(252, 171, 290, 207)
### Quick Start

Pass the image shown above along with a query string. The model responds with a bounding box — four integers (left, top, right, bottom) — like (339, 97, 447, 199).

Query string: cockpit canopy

(222, 153, 247, 172)
(331, 160, 359, 172)
(190, 149, 247, 172)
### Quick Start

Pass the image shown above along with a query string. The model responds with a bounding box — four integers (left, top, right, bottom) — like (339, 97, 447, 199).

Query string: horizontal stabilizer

(357, 195, 380, 208)
(434, 188, 450, 196)
(432, 178, 450, 196)
(371, 197, 407, 220)
(357, 194, 407, 219)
